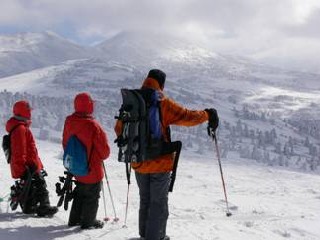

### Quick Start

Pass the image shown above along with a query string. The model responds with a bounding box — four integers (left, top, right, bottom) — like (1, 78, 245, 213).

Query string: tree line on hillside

(1, 90, 319, 173)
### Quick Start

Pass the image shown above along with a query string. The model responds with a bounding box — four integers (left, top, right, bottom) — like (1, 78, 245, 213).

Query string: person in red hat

(62, 92, 110, 229)
(6, 100, 58, 217)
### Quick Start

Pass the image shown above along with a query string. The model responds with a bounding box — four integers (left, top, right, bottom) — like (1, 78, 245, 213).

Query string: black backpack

(115, 88, 182, 192)
(2, 125, 20, 164)
(116, 88, 170, 162)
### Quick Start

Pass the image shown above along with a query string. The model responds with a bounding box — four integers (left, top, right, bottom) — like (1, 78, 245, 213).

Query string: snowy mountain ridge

(0, 31, 69, 52)
(0, 31, 91, 78)
(0, 31, 319, 175)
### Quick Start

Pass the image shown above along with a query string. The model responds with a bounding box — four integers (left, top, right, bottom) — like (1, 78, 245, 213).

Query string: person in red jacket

(62, 92, 110, 229)
(6, 100, 58, 217)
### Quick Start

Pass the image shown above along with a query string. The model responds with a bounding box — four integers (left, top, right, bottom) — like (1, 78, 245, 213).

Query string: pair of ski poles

(101, 163, 119, 222)
(120, 129, 232, 225)
(209, 128, 232, 217)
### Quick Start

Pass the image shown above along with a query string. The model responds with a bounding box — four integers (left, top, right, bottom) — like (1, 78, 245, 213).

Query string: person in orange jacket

(6, 100, 58, 217)
(115, 69, 219, 240)
(62, 92, 110, 229)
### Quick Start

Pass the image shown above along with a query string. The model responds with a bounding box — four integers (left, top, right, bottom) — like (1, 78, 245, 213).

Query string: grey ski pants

(135, 172, 170, 240)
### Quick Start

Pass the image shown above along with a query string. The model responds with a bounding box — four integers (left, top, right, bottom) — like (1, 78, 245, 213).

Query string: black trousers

(23, 174, 50, 214)
(135, 172, 170, 240)
(68, 181, 101, 227)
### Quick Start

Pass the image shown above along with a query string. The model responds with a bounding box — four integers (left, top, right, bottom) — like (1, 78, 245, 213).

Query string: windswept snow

(0, 62, 72, 93)
(0, 142, 319, 240)
(243, 86, 320, 116)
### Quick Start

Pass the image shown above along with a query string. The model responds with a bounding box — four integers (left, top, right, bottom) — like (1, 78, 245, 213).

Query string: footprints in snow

(216, 199, 239, 211)
(273, 229, 291, 238)
(305, 189, 320, 199)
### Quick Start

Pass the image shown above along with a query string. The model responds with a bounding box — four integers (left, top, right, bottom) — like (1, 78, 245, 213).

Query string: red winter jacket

(62, 113, 110, 184)
(6, 117, 43, 179)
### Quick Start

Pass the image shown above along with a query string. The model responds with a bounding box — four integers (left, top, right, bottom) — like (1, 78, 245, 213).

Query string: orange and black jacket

(115, 77, 210, 174)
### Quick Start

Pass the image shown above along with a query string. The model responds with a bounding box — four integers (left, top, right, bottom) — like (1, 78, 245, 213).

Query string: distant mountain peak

(0, 31, 90, 78)
(95, 30, 219, 65)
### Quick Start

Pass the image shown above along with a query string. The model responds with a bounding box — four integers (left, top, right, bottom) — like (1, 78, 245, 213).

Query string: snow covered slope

(0, 31, 90, 78)
(0, 142, 320, 240)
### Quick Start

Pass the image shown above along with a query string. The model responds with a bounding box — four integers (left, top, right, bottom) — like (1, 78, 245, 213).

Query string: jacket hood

(141, 78, 163, 91)
(13, 100, 32, 119)
(6, 117, 29, 133)
(74, 92, 94, 114)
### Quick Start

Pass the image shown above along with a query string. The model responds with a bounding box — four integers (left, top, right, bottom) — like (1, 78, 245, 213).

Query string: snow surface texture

(0, 142, 320, 240)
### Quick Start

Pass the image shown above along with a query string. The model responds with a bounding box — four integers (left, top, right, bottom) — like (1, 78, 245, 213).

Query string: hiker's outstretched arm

(161, 98, 209, 127)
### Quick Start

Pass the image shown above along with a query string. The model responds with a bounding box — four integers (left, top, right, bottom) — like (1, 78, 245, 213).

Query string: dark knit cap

(147, 69, 166, 89)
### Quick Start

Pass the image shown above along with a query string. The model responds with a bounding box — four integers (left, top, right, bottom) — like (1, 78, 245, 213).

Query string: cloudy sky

(1, 0, 320, 72)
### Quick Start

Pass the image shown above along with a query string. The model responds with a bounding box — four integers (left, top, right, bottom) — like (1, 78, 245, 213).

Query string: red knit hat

(13, 100, 32, 119)
(74, 92, 94, 114)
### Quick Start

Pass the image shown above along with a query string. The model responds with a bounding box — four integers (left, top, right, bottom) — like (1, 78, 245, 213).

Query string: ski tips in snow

(103, 217, 120, 223)
(226, 212, 232, 217)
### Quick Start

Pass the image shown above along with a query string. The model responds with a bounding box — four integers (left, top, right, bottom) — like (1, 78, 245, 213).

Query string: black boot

(36, 205, 58, 217)
(81, 219, 104, 230)
(68, 185, 82, 227)
(161, 236, 170, 240)
(134, 236, 169, 240)
(31, 172, 58, 217)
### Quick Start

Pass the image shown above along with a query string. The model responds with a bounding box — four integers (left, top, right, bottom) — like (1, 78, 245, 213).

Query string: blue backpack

(63, 135, 88, 176)
(148, 90, 162, 140)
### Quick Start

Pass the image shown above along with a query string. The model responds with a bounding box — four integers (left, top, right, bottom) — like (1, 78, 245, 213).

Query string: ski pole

(209, 129, 232, 217)
(101, 181, 110, 222)
(103, 163, 119, 222)
(123, 163, 132, 228)
(0, 193, 9, 202)
(0, 193, 10, 213)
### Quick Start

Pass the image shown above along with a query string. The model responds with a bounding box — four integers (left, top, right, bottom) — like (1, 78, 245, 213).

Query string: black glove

(205, 108, 219, 134)
(33, 169, 48, 184)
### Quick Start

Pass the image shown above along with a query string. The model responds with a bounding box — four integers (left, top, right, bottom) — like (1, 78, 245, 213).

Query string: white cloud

(291, 0, 320, 24)
(0, 0, 319, 71)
